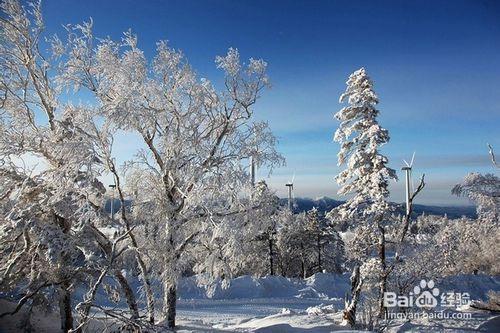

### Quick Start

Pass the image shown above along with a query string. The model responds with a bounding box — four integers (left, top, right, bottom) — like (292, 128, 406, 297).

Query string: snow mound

(306, 304, 337, 315)
(280, 308, 297, 315)
(209, 275, 299, 299)
(295, 286, 328, 299)
(178, 275, 208, 299)
(437, 274, 500, 301)
(305, 272, 351, 299)
(178, 273, 349, 300)
(260, 275, 303, 298)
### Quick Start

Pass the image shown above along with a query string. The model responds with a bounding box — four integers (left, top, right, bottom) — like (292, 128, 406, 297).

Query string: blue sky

(41, 0, 500, 205)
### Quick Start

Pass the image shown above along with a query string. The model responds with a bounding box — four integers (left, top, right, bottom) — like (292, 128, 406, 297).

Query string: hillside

(279, 197, 477, 219)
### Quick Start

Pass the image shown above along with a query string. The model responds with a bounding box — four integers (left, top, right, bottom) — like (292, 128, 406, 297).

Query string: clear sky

(40, 0, 500, 205)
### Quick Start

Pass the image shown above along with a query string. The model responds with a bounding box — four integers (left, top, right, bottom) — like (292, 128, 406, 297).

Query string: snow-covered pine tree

(306, 208, 324, 273)
(247, 180, 281, 276)
(334, 68, 396, 218)
(305, 207, 345, 275)
(275, 211, 309, 278)
(332, 68, 397, 320)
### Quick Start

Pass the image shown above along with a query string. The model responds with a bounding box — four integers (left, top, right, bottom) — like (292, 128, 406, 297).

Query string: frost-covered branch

(73, 228, 134, 332)
(488, 143, 498, 169)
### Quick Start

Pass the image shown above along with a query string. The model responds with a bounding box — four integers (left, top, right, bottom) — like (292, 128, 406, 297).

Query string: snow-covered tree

(275, 210, 309, 278)
(333, 68, 397, 219)
(306, 208, 323, 273)
(52, 20, 282, 328)
(330, 68, 397, 320)
(271, 208, 346, 278)
(246, 180, 281, 276)
(0, 0, 283, 330)
(305, 207, 344, 274)
(452, 172, 499, 223)
(192, 180, 281, 283)
(0, 2, 141, 331)
(449, 145, 500, 275)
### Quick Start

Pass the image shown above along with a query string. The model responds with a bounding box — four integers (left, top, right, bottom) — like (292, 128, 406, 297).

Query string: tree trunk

(343, 265, 362, 328)
(317, 234, 322, 273)
(114, 270, 139, 320)
(268, 235, 274, 276)
(377, 222, 387, 319)
(139, 260, 155, 324)
(164, 283, 177, 329)
(133, 252, 155, 324)
(300, 242, 306, 279)
(59, 281, 73, 333)
(278, 254, 285, 277)
(56, 215, 73, 333)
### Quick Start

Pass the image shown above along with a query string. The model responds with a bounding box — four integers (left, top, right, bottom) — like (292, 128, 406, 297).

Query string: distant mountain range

(104, 197, 476, 220)
(280, 197, 477, 219)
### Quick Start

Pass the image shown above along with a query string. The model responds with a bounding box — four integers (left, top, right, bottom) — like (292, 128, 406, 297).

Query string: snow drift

(178, 273, 351, 300)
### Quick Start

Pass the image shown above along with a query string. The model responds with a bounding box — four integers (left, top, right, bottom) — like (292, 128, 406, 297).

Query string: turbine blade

(410, 152, 416, 167)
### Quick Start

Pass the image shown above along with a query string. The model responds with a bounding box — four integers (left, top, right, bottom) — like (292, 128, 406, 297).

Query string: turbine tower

(402, 152, 415, 216)
(285, 173, 295, 211)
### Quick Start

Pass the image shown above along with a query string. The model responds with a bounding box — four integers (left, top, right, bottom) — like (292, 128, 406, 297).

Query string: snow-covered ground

(173, 273, 500, 332)
(174, 273, 348, 331)
(1, 273, 499, 332)
(176, 300, 345, 332)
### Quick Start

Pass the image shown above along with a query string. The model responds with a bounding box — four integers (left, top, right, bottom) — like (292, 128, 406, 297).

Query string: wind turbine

(285, 172, 295, 211)
(250, 155, 256, 187)
(402, 152, 415, 216)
